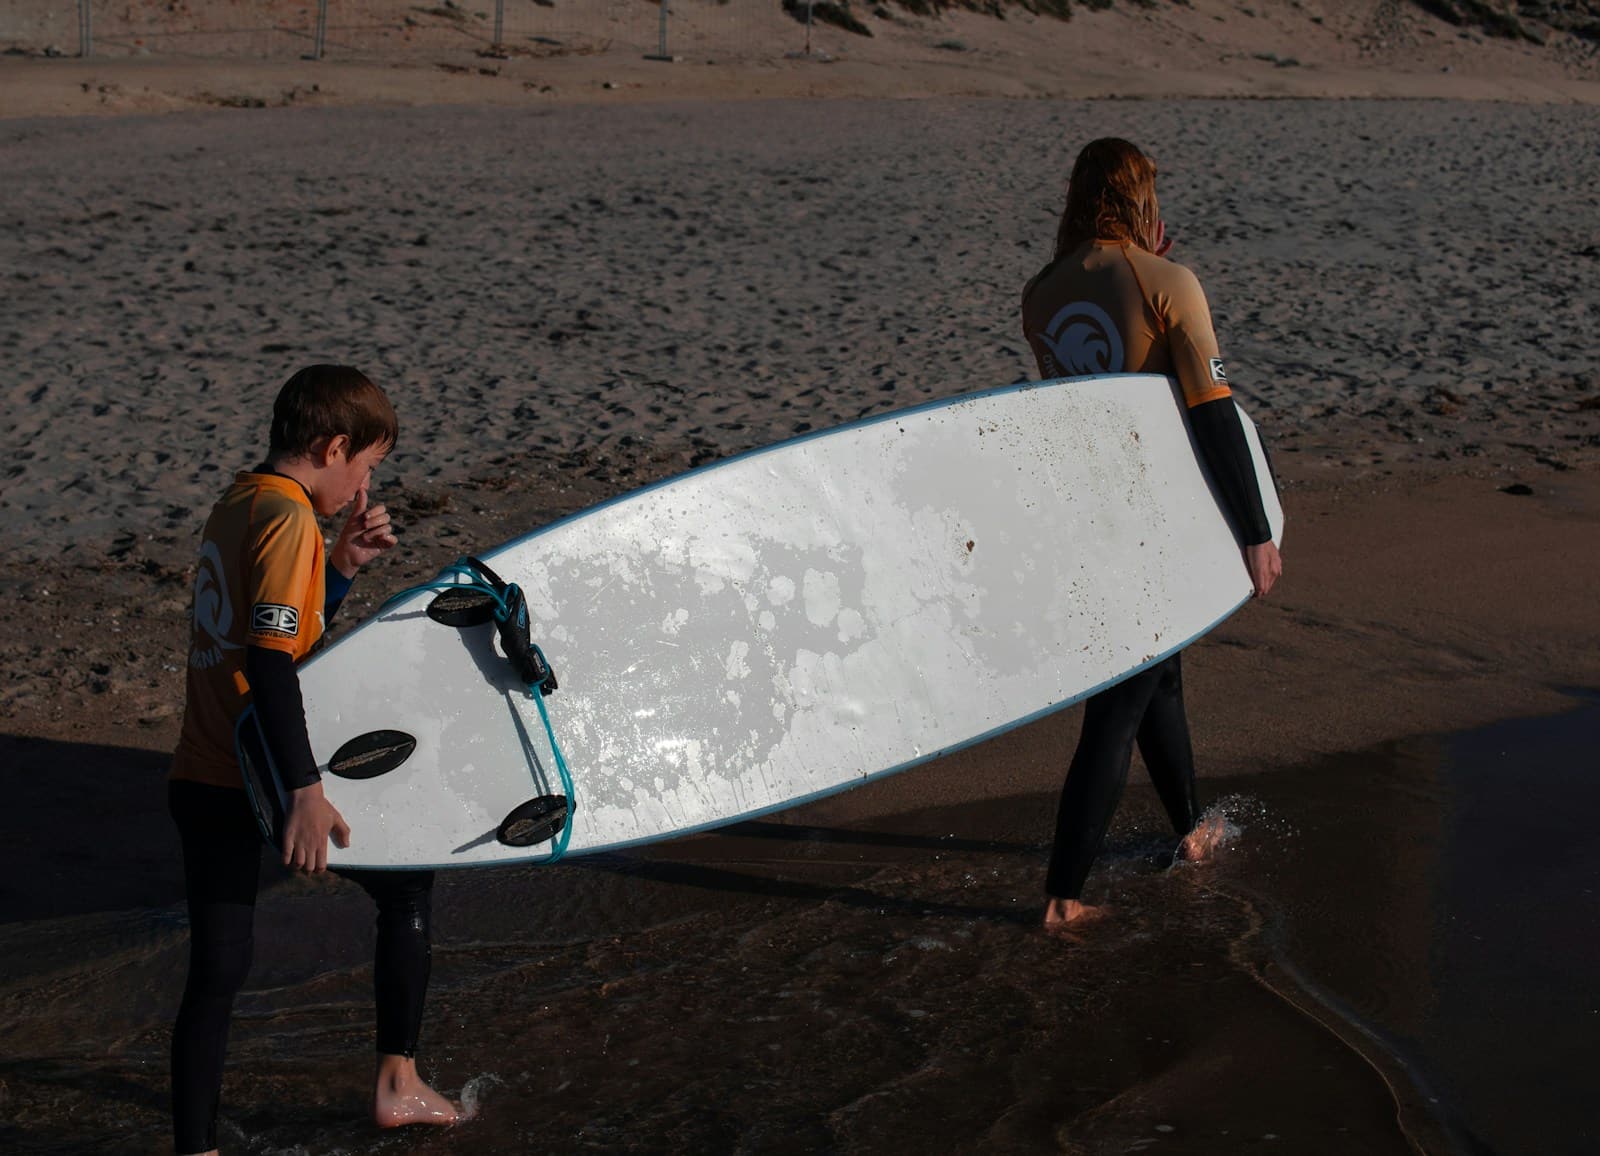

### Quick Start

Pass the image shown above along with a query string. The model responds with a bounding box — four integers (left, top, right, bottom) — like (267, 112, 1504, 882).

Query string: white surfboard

(241, 373, 1282, 869)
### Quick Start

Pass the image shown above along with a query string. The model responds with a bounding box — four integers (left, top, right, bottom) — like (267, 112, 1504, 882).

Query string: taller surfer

(1020, 138, 1284, 929)
(168, 366, 459, 1153)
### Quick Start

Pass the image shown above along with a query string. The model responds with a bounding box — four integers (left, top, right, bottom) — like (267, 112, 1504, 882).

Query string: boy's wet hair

(269, 365, 398, 459)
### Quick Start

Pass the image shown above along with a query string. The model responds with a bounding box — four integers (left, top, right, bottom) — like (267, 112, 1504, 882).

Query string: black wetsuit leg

(340, 869, 436, 1057)
(1135, 653, 1202, 836)
(169, 780, 263, 1156)
(169, 786, 438, 1152)
(1045, 653, 1197, 900)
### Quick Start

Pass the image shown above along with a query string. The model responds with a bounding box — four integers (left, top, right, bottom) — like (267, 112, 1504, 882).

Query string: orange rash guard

(171, 472, 327, 789)
(1021, 239, 1272, 545)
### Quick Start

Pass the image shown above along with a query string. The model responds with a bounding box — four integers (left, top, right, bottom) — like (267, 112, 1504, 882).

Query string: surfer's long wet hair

(1054, 138, 1161, 258)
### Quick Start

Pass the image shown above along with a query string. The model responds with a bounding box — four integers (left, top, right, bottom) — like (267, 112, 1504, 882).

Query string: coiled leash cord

(382, 556, 576, 861)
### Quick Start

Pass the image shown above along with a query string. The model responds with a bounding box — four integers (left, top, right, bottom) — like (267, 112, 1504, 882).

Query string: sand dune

(3, 0, 1599, 118)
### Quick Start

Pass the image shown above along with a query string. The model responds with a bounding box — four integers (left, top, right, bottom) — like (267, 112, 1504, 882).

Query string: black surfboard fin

(497, 795, 569, 847)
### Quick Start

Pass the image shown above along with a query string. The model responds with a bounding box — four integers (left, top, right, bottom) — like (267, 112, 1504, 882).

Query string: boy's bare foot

(1176, 814, 1229, 863)
(1042, 897, 1107, 930)
(373, 1055, 460, 1129)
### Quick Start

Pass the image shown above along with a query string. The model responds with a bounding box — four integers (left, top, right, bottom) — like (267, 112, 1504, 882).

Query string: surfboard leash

(381, 557, 577, 860)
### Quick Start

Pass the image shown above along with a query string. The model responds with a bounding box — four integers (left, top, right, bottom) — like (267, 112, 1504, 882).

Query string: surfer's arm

(1187, 398, 1273, 547)
(247, 644, 351, 871)
(245, 645, 321, 791)
(322, 487, 397, 622)
(1188, 401, 1281, 597)
(1158, 264, 1275, 551)
(324, 562, 353, 622)
(329, 486, 398, 579)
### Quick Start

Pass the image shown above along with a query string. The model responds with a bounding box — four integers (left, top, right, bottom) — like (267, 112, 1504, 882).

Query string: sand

(4, 94, 1598, 766)
(2, 2, 1599, 1151)
(3, 0, 1600, 117)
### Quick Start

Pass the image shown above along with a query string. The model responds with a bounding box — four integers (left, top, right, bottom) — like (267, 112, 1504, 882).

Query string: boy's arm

(324, 563, 354, 622)
(321, 485, 398, 624)
(246, 645, 351, 871)
(329, 486, 397, 581)
(245, 645, 320, 790)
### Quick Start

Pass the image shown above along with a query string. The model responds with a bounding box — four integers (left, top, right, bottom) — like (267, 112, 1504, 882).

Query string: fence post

(78, 0, 92, 58)
(313, 0, 328, 60)
(494, 0, 504, 49)
(643, 0, 676, 62)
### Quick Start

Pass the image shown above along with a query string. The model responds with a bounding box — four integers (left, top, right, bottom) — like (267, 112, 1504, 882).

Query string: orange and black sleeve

(243, 506, 324, 790)
(1163, 267, 1272, 547)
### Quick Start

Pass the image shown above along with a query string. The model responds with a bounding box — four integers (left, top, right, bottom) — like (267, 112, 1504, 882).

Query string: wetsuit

(1021, 240, 1272, 900)
(169, 472, 433, 1155)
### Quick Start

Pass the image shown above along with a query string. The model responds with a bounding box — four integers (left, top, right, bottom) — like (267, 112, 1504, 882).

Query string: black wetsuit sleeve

(245, 645, 321, 790)
(324, 561, 354, 623)
(1188, 397, 1273, 547)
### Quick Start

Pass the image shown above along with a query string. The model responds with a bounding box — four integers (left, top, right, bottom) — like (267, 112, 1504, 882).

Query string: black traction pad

(497, 795, 569, 847)
(426, 587, 499, 627)
(327, 730, 418, 780)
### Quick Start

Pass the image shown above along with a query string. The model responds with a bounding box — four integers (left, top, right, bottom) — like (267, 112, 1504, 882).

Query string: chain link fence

(1, 1, 841, 62)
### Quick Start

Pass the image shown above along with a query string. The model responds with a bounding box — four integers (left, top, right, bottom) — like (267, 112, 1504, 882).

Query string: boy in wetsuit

(168, 365, 458, 1154)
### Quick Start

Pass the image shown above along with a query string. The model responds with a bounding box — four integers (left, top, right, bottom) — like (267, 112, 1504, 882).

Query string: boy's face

(317, 437, 390, 518)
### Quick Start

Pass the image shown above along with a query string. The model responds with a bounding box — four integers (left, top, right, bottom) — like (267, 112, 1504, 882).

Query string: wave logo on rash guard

(190, 540, 242, 670)
(1039, 302, 1124, 377)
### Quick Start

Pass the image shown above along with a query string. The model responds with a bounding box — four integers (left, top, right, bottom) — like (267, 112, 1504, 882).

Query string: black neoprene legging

(168, 780, 435, 1155)
(1045, 653, 1201, 900)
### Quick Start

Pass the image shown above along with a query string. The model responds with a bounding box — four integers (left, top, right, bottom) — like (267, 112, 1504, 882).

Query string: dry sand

(3, 91, 1598, 780)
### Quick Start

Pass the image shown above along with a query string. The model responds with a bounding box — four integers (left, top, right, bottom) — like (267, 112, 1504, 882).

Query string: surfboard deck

(242, 373, 1283, 869)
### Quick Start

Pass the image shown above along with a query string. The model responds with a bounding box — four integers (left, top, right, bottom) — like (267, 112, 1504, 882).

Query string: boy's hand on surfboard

(282, 782, 352, 873)
(1244, 541, 1281, 598)
(331, 485, 399, 578)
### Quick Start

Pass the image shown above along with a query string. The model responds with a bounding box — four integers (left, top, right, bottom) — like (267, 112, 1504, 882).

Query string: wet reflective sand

(4, 694, 1595, 1153)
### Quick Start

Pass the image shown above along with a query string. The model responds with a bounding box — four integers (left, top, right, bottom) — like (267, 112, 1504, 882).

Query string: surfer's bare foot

(1042, 897, 1106, 930)
(1176, 814, 1228, 863)
(373, 1055, 460, 1129)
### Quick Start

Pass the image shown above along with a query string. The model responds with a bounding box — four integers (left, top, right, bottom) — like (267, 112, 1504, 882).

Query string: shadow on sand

(0, 733, 184, 923)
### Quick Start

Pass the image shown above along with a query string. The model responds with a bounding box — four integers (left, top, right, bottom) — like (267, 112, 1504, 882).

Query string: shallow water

(2, 695, 1596, 1154)
(1225, 692, 1600, 1156)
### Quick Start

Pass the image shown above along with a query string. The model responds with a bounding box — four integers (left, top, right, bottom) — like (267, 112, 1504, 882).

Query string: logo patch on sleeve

(1208, 358, 1229, 384)
(251, 603, 300, 637)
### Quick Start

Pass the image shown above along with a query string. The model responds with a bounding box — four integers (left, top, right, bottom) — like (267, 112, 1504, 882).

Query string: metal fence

(1, 1, 833, 62)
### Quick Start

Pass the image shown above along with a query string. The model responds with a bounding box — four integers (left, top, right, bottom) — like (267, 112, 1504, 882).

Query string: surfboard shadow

(0, 733, 185, 922)
(579, 854, 1034, 927)
(718, 819, 1030, 856)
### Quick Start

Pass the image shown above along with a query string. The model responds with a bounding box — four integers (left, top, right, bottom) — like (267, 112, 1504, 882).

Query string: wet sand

(5, 700, 1599, 1153)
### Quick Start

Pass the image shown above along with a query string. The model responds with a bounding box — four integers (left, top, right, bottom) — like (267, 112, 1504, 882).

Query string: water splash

(458, 1071, 505, 1121)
